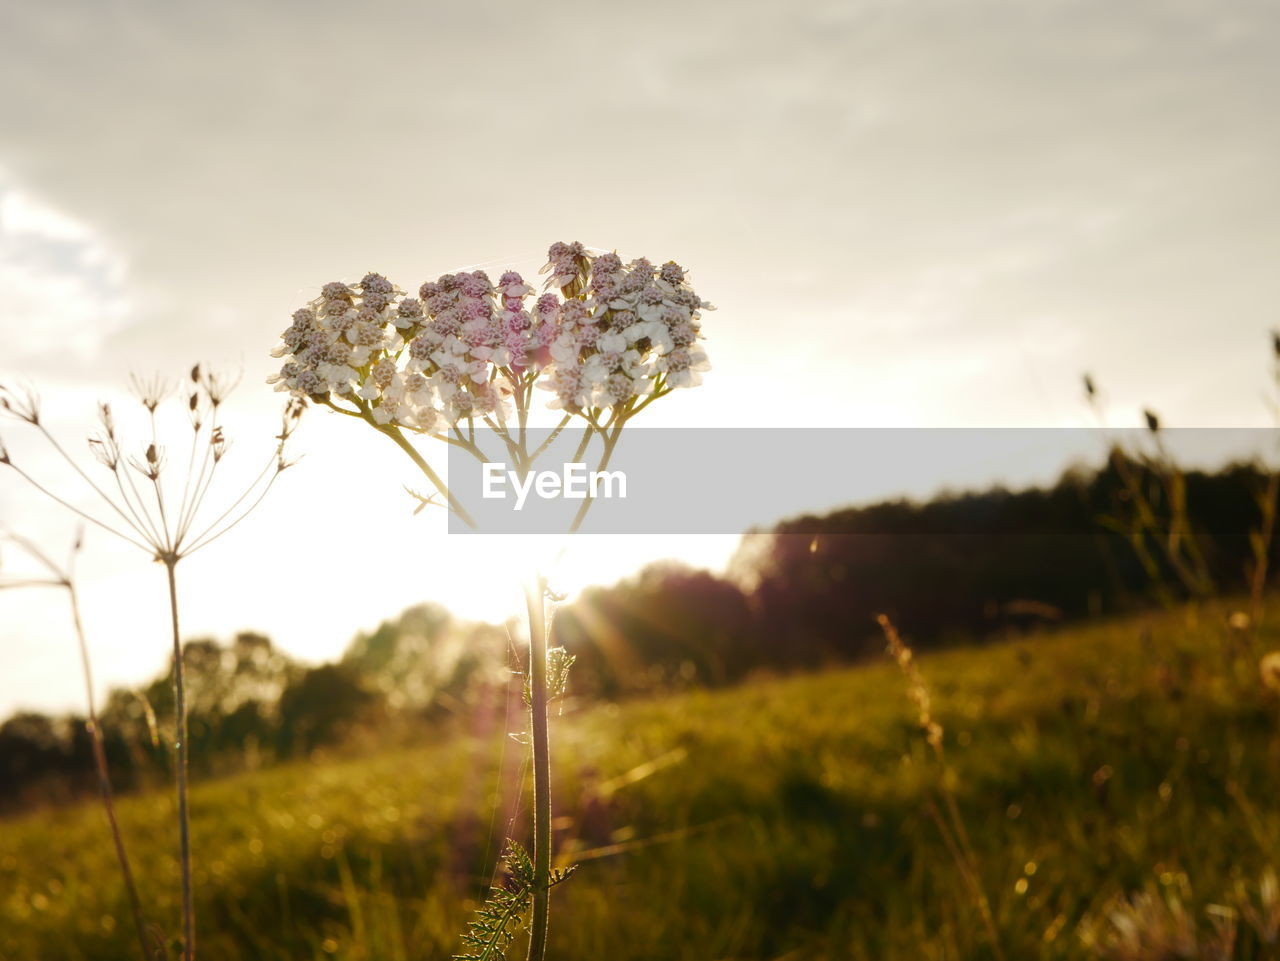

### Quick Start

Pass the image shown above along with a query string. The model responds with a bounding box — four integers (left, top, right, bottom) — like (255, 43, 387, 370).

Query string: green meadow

(3, 601, 1278, 961)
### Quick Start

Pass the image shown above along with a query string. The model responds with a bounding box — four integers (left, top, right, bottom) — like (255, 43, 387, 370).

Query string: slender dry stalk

(876, 613, 1006, 961)
(1, 369, 302, 961)
(0, 529, 158, 961)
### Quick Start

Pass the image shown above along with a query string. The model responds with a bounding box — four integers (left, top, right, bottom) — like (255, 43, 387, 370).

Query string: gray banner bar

(443, 427, 1278, 534)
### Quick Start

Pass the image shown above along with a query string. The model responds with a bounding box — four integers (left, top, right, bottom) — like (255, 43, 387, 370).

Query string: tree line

(2, 454, 1272, 812)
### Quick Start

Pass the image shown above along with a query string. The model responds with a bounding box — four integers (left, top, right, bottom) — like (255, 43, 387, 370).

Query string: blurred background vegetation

(2, 453, 1273, 813)
(4, 448, 1280, 959)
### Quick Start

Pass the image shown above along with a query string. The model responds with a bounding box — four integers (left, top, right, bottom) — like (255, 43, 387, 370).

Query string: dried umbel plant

(0, 367, 302, 961)
(269, 242, 711, 961)
(0, 528, 161, 961)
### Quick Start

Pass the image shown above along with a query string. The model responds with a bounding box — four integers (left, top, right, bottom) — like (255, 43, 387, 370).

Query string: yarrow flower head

(268, 242, 713, 429)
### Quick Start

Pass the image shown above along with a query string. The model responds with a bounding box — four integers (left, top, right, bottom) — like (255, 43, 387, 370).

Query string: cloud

(0, 170, 133, 372)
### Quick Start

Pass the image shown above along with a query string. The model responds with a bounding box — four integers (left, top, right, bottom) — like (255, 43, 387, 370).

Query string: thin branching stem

(184, 469, 283, 556)
(376, 421, 476, 528)
(181, 446, 224, 544)
(111, 468, 165, 550)
(174, 417, 202, 540)
(145, 409, 173, 539)
(121, 458, 167, 547)
(176, 412, 220, 540)
(181, 454, 279, 552)
(567, 424, 623, 534)
(36, 424, 146, 534)
(528, 416, 573, 464)
(4, 464, 151, 551)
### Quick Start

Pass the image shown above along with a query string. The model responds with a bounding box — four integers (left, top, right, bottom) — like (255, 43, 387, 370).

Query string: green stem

(524, 575, 551, 961)
(378, 422, 476, 528)
(324, 396, 478, 527)
(567, 427, 621, 534)
(527, 415, 573, 466)
(166, 560, 195, 961)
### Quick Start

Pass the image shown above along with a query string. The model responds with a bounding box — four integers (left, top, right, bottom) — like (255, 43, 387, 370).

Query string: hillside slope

(3, 601, 1278, 960)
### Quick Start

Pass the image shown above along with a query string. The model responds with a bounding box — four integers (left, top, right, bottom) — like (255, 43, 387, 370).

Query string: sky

(1, 0, 1278, 717)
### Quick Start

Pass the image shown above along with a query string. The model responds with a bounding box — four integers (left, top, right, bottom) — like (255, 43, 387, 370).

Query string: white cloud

(0, 170, 132, 368)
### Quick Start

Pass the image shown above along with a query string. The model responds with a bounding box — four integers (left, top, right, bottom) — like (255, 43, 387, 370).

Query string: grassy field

(3, 601, 1280, 961)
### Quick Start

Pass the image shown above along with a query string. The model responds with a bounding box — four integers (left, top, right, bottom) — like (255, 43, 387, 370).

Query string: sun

(393, 532, 743, 626)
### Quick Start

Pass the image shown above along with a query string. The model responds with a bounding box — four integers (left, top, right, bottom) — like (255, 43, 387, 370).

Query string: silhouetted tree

(276, 664, 381, 758)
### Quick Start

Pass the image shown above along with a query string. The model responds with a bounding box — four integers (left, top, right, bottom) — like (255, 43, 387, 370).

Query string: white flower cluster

(269, 242, 711, 430)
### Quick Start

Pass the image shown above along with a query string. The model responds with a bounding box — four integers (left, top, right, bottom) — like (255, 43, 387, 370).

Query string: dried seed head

(1144, 409, 1160, 433)
(277, 397, 306, 441)
(1083, 372, 1096, 400)
(0, 434, 9, 466)
(97, 403, 117, 440)
(88, 436, 120, 471)
(199, 367, 241, 407)
(210, 426, 227, 462)
(186, 391, 204, 431)
(0, 384, 41, 425)
(130, 373, 171, 413)
(130, 442, 165, 480)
